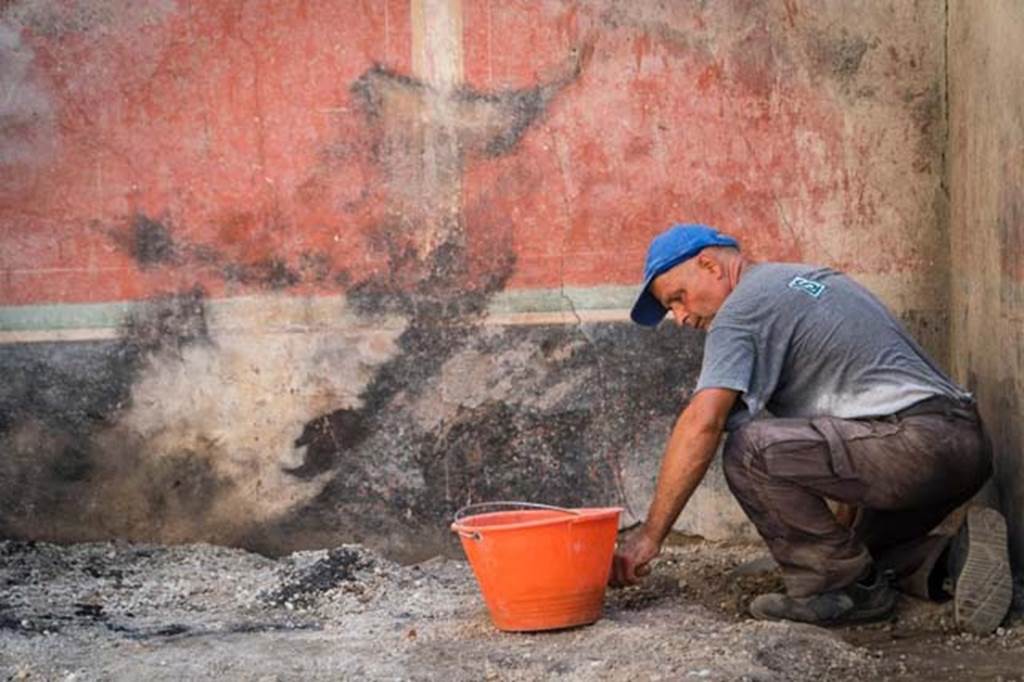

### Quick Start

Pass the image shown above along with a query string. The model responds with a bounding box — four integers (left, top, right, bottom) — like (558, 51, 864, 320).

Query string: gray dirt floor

(1, 538, 1021, 681)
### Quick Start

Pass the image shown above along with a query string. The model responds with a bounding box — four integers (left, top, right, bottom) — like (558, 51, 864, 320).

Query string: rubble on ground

(1, 538, 1020, 680)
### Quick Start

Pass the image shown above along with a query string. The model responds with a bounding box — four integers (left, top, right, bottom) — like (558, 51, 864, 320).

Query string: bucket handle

(452, 501, 580, 541)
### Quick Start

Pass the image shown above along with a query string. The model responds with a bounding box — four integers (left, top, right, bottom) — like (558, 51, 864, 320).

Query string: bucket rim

(450, 506, 623, 535)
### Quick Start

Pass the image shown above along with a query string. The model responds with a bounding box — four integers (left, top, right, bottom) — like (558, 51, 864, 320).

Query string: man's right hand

(609, 525, 661, 587)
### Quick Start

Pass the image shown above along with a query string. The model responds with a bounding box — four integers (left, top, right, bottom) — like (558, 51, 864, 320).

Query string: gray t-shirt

(695, 263, 970, 429)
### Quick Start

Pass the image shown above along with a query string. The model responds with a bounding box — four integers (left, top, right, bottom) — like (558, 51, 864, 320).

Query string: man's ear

(696, 252, 724, 277)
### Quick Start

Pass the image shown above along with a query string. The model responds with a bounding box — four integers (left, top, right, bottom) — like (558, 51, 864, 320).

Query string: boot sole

(955, 507, 1013, 635)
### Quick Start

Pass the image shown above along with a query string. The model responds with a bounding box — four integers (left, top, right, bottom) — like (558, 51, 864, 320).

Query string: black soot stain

(0, 286, 223, 544)
(288, 408, 370, 480)
(51, 444, 92, 483)
(351, 41, 591, 161)
(222, 258, 302, 290)
(131, 214, 178, 268)
(456, 85, 548, 158)
(0, 282, 213, 458)
(119, 285, 210, 357)
(417, 402, 599, 509)
(288, 234, 513, 478)
(108, 213, 324, 292)
(350, 64, 424, 121)
(254, 223, 520, 558)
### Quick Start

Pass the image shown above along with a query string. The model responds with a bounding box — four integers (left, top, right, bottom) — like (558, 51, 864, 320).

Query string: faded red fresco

(0, 1, 906, 306)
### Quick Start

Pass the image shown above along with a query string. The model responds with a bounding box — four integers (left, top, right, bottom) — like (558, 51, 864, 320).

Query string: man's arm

(610, 387, 739, 586)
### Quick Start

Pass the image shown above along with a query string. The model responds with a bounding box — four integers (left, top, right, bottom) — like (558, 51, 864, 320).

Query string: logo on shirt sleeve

(788, 276, 827, 299)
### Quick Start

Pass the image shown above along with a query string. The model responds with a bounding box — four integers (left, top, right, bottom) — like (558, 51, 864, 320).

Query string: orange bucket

(451, 502, 623, 632)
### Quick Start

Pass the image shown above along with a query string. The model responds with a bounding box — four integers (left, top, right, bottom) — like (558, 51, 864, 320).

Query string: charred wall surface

(1, 1, 949, 559)
(948, 0, 1024, 572)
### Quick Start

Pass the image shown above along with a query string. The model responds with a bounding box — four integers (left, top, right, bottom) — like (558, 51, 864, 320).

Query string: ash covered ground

(1, 537, 1021, 681)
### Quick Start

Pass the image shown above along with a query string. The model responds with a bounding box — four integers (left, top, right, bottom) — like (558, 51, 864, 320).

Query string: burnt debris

(263, 547, 378, 609)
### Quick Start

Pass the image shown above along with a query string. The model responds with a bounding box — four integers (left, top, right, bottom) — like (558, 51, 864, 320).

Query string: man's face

(649, 253, 732, 330)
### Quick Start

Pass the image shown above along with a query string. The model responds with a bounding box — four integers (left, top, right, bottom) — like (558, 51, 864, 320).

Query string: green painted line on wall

(486, 285, 635, 314)
(0, 301, 136, 332)
(0, 271, 955, 340)
(0, 271, 957, 341)
(0, 287, 636, 338)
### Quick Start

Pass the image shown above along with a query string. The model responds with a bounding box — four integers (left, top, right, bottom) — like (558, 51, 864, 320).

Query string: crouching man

(611, 223, 1013, 633)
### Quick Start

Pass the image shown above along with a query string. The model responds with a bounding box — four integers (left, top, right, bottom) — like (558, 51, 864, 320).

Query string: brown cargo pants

(721, 397, 991, 598)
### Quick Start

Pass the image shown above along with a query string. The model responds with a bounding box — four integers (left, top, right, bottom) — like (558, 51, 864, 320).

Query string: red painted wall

(1, 1, 941, 306)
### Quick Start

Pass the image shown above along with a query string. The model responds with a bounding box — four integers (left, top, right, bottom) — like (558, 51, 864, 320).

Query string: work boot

(947, 506, 1013, 635)
(749, 568, 896, 626)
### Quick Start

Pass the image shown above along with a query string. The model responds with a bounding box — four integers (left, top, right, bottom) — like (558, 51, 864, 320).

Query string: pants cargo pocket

(752, 418, 836, 481)
(810, 417, 903, 479)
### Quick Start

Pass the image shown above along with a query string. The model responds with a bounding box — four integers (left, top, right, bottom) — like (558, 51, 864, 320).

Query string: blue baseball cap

(630, 224, 739, 326)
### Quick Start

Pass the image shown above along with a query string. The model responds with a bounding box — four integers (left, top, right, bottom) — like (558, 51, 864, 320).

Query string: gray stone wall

(948, 0, 1024, 572)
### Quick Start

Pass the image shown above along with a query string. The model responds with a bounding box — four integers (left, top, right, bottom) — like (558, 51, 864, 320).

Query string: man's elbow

(679, 388, 737, 437)
(679, 403, 728, 440)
